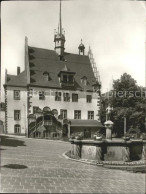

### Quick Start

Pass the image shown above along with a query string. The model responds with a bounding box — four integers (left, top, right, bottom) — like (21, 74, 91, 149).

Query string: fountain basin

(69, 139, 146, 162)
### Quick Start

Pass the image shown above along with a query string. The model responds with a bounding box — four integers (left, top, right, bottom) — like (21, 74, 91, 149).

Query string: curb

(62, 152, 146, 172)
(62, 152, 100, 166)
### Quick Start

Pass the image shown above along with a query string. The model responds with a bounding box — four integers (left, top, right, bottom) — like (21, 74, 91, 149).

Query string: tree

(101, 73, 146, 137)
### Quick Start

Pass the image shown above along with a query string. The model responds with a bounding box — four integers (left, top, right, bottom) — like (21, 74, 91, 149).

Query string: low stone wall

(70, 139, 146, 162)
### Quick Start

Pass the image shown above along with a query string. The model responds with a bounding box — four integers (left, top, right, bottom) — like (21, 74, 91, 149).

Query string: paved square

(0, 136, 145, 193)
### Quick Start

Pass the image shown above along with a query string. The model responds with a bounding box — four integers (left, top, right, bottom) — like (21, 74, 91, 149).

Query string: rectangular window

(29, 89, 33, 96)
(33, 106, 39, 114)
(14, 125, 21, 134)
(55, 92, 61, 101)
(14, 90, 20, 100)
(88, 111, 94, 120)
(72, 93, 78, 102)
(44, 118, 52, 126)
(74, 110, 81, 119)
(63, 75, 68, 83)
(63, 93, 70, 102)
(68, 75, 73, 83)
(39, 91, 45, 100)
(60, 109, 67, 119)
(87, 95, 92, 103)
(14, 110, 21, 120)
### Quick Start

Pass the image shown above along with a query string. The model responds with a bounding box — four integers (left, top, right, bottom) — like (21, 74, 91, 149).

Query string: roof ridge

(28, 46, 55, 52)
(28, 46, 89, 57)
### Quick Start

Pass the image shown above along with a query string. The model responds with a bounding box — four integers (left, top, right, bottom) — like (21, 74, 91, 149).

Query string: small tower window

(78, 39, 85, 55)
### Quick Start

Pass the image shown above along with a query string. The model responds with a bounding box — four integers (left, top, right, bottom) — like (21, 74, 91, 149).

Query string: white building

(4, 0, 102, 139)
(0, 102, 5, 134)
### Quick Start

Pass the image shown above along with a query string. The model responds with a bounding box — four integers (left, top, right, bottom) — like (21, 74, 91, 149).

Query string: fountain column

(70, 141, 74, 157)
(74, 142, 81, 158)
(104, 120, 114, 140)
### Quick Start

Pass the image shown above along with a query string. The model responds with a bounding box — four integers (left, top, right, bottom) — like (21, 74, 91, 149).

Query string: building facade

(4, 0, 102, 139)
(0, 102, 5, 134)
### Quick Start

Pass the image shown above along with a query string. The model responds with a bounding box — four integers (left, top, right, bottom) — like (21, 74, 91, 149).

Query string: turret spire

(54, 0, 65, 59)
(59, 0, 62, 35)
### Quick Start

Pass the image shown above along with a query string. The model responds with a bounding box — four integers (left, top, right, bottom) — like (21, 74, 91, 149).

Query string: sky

(1, 0, 146, 98)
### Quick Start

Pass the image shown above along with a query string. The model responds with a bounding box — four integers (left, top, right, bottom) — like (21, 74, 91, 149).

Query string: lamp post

(124, 116, 126, 136)
(23, 104, 27, 137)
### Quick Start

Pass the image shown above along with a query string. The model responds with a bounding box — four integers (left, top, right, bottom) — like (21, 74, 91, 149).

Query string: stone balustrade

(69, 139, 146, 162)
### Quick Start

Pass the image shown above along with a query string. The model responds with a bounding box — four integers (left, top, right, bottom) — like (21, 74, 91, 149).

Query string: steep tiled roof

(5, 71, 27, 87)
(4, 46, 97, 90)
(28, 46, 96, 90)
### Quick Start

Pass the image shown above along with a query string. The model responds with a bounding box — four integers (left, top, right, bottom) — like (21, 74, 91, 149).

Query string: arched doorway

(33, 131, 41, 138)
(63, 124, 68, 137)
(44, 115, 52, 126)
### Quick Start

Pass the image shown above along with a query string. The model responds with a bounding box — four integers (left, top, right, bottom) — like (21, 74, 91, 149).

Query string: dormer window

(43, 72, 51, 81)
(58, 64, 76, 87)
(83, 79, 87, 86)
(81, 76, 87, 86)
(63, 74, 68, 83)
(62, 74, 74, 84)
(68, 75, 73, 83)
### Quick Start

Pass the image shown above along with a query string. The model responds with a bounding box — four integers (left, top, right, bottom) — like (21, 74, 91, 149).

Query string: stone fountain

(69, 105, 146, 163)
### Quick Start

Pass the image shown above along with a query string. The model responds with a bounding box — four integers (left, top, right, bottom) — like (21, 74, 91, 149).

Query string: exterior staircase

(28, 120, 44, 138)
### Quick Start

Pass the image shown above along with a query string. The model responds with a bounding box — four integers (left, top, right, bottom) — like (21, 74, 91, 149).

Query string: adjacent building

(4, 0, 102, 139)
(0, 102, 5, 134)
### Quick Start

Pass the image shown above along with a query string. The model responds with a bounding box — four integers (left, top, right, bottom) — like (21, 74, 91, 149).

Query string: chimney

(17, 66, 20, 75)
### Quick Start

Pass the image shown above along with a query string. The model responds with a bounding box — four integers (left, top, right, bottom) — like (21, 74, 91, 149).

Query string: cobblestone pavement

(0, 136, 146, 193)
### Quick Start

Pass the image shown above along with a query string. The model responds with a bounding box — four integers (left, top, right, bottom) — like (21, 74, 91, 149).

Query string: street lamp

(23, 104, 27, 137)
(123, 115, 126, 136)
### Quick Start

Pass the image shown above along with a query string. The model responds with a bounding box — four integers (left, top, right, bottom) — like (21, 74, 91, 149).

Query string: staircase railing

(29, 120, 44, 137)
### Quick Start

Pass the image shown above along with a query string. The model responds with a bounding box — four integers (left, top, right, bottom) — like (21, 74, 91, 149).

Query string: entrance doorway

(63, 124, 68, 137)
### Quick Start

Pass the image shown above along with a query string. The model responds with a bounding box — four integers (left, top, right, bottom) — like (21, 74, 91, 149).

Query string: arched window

(14, 124, 21, 134)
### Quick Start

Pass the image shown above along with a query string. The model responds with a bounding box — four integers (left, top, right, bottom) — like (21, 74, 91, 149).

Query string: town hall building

(4, 0, 102, 139)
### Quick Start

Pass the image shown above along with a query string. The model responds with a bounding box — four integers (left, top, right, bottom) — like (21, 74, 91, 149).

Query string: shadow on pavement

(2, 164, 28, 169)
(128, 167, 146, 174)
(0, 135, 26, 147)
